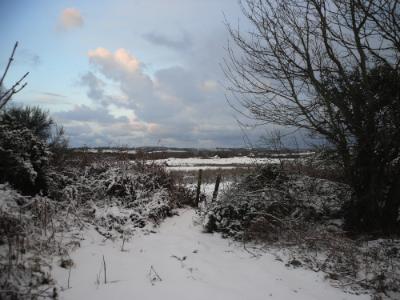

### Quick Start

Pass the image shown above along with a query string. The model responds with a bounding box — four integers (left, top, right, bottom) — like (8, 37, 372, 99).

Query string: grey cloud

(39, 91, 66, 98)
(80, 72, 107, 104)
(63, 123, 93, 136)
(54, 105, 128, 124)
(145, 124, 249, 148)
(79, 46, 244, 146)
(80, 72, 132, 109)
(154, 66, 202, 103)
(16, 49, 41, 67)
(73, 27, 262, 147)
(53, 103, 156, 147)
(55, 104, 251, 148)
(143, 31, 192, 51)
(28, 54, 41, 66)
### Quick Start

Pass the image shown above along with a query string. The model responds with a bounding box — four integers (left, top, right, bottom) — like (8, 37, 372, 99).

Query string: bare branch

(0, 42, 29, 110)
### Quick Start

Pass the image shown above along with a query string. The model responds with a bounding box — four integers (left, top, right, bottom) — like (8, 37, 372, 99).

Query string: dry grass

(169, 167, 253, 185)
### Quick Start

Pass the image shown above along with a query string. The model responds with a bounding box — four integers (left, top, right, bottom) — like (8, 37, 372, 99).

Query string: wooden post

(195, 169, 203, 207)
(212, 174, 221, 202)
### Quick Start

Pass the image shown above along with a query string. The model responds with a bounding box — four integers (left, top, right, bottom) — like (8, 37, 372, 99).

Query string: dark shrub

(0, 125, 50, 195)
(0, 106, 53, 140)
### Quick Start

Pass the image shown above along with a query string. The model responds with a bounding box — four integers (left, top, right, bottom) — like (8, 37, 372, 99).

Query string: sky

(0, 0, 268, 148)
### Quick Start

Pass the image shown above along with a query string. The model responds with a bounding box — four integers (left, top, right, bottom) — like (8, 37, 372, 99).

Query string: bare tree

(0, 42, 29, 110)
(225, 0, 400, 232)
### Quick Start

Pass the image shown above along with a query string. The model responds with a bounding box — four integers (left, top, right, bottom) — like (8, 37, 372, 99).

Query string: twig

(121, 236, 126, 252)
(102, 255, 107, 284)
(0, 42, 18, 87)
(334, 277, 368, 287)
(67, 266, 71, 289)
(0, 286, 53, 298)
(0, 41, 29, 109)
(242, 232, 260, 258)
(171, 255, 187, 267)
(148, 265, 162, 285)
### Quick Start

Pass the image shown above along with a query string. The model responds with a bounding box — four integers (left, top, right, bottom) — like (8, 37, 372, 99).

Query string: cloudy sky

(0, 0, 265, 148)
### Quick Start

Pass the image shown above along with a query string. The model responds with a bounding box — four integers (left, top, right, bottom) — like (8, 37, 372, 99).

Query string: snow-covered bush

(0, 106, 54, 141)
(0, 156, 194, 298)
(56, 160, 194, 237)
(0, 105, 69, 196)
(203, 165, 400, 298)
(0, 183, 72, 300)
(0, 125, 50, 195)
(203, 165, 351, 241)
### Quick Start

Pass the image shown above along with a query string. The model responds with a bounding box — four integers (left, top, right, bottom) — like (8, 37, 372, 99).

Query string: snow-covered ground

(166, 165, 237, 171)
(52, 209, 369, 300)
(85, 148, 138, 154)
(156, 156, 282, 167)
(152, 156, 285, 172)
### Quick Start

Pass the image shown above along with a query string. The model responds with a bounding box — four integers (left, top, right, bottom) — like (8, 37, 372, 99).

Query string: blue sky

(1, 0, 268, 148)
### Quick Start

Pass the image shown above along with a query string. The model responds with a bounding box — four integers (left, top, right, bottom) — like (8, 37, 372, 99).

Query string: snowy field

(52, 209, 368, 300)
(153, 156, 284, 173)
(156, 156, 282, 167)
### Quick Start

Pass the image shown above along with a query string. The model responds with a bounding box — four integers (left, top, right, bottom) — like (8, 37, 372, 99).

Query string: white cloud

(53, 105, 158, 146)
(59, 8, 83, 30)
(201, 80, 219, 92)
(88, 48, 141, 79)
(63, 46, 252, 147)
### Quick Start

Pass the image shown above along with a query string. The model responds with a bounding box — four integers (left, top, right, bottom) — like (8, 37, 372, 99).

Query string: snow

(52, 209, 369, 300)
(84, 149, 137, 154)
(167, 166, 237, 171)
(155, 156, 283, 167)
(149, 150, 189, 153)
(269, 151, 314, 157)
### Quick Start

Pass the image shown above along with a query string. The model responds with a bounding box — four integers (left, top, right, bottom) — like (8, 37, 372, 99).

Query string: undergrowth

(201, 165, 400, 299)
(0, 158, 194, 299)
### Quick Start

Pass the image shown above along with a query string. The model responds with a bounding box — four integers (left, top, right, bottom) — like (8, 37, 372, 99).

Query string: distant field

(73, 147, 314, 160)
(152, 156, 284, 184)
(67, 149, 314, 184)
(155, 156, 282, 167)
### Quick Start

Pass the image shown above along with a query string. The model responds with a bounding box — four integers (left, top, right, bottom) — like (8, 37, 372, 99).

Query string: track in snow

(52, 209, 369, 300)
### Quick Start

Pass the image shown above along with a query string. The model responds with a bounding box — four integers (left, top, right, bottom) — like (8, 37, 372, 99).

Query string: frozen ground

(155, 156, 283, 168)
(52, 209, 369, 300)
(166, 165, 237, 171)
